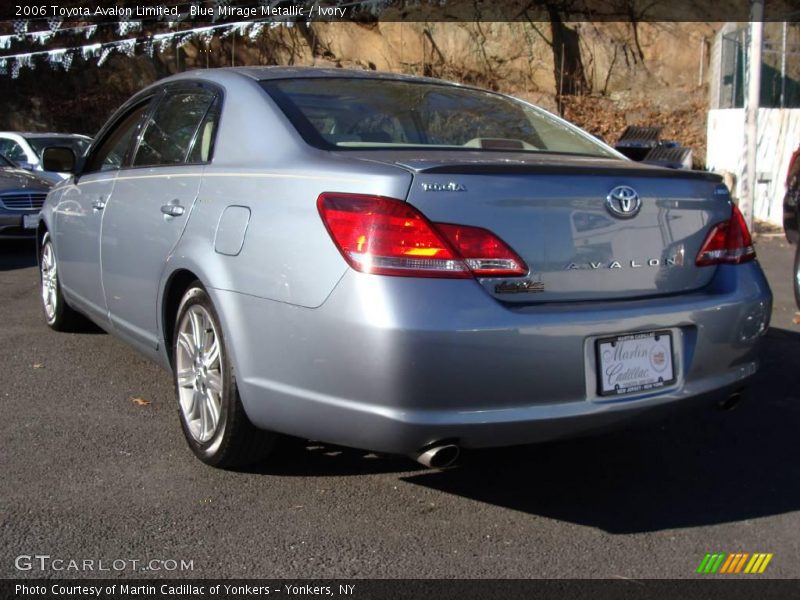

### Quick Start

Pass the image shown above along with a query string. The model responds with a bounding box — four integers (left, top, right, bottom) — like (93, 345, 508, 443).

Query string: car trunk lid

(341, 151, 729, 304)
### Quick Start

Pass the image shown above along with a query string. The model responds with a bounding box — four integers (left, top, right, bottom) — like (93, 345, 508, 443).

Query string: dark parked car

(782, 144, 800, 306)
(0, 153, 51, 239)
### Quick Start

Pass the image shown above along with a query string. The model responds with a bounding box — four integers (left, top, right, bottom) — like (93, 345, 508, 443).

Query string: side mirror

(42, 146, 77, 174)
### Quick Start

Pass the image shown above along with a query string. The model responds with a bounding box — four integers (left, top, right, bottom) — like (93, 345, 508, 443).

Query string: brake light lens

(434, 223, 527, 277)
(695, 204, 756, 266)
(317, 193, 528, 279)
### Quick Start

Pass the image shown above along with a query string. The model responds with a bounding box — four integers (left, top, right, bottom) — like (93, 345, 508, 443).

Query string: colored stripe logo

(697, 553, 773, 574)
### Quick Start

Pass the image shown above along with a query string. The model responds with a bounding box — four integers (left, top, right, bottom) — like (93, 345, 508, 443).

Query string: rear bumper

(211, 261, 772, 455)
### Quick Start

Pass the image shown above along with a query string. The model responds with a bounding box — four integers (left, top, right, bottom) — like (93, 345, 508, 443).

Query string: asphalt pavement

(2, 235, 799, 579)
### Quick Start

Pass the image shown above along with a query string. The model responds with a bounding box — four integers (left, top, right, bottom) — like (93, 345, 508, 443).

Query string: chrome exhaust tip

(413, 443, 460, 469)
(718, 392, 743, 411)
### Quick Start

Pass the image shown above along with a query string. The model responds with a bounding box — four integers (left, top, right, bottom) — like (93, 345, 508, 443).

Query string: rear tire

(173, 283, 276, 468)
(40, 233, 85, 332)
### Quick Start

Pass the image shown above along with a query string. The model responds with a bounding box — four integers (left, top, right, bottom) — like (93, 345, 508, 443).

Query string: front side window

(134, 90, 215, 167)
(262, 78, 617, 158)
(84, 102, 152, 173)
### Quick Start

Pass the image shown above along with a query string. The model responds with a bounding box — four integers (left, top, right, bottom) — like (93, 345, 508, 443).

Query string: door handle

(160, 204, 185, 217)
(92, 198, 106, 211)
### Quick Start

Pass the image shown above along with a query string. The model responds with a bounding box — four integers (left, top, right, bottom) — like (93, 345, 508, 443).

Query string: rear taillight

(434, 223, 527, 277)
(317, 193, 527, 279)
(696, 204, 756, 266)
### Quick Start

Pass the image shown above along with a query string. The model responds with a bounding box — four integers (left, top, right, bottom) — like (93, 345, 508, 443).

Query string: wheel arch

(161, 269, 202, 368)
(36, 220, 49, 264)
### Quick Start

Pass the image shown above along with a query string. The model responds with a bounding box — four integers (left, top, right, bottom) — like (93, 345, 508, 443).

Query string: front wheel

(40, 233, 84, 331)
(173, 283, 276, 468)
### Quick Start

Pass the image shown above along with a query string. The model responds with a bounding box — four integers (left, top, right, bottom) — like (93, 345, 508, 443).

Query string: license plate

(596, 330, 675, 396)
(23, 213, 39, 229)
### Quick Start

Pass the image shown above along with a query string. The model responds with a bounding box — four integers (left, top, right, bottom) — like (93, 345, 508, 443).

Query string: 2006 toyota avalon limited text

(36, 67, 772, 469)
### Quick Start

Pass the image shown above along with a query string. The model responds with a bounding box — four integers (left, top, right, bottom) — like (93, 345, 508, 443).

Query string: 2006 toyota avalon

(37, 67, 772, 469)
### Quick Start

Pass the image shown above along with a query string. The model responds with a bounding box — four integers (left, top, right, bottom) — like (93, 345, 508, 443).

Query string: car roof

(176, 66, 465, 87)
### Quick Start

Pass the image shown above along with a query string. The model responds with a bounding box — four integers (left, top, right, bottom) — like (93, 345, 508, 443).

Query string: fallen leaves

(561, 95, 709, 169)
(129, 397, 151, 407)
(32, 363, 44, 369)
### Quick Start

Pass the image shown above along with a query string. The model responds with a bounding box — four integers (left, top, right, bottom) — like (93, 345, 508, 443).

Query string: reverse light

(696, 204, 756, 266)
(317, 193, 528, 279)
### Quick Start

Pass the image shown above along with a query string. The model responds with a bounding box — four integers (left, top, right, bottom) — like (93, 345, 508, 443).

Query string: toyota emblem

(605, 186, 641, 218)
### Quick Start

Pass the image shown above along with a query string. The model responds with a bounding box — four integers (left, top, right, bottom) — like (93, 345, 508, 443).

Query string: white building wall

(707, 108, 800, 225)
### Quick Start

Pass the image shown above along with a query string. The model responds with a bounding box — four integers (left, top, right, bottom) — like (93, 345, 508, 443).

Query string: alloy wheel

(40, 241, 58, 323)
(175, 305, 224, 443)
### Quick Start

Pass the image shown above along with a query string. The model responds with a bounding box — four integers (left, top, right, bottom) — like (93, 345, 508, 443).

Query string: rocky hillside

(2, 20, 717, 163)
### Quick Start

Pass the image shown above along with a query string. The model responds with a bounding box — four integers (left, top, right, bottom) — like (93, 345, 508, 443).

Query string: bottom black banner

(1, 579, 797, 600)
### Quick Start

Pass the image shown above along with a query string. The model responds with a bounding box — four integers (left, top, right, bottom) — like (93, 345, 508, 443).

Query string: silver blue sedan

(38, 67, 772, 469)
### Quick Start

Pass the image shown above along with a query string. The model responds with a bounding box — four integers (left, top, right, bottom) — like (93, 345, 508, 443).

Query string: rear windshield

(261, 77, 616, 158)
(26, 136, 90, 158)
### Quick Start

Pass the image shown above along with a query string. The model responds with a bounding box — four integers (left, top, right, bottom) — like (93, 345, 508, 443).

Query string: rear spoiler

(418, 163, 722, 182)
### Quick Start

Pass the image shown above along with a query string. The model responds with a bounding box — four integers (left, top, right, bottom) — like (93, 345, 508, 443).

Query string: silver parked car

(0, 132, 91, 182)
(38, 67, 772, 469)
(0, 153, 52, 239)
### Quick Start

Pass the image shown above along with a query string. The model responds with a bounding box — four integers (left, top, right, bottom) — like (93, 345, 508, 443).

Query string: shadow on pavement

(399, 326, 800, 533)
(0, 239, 37, 271)
(246, 439, 426, 477)
(247, 327, 800, 533)
(0, 238, 105, 334)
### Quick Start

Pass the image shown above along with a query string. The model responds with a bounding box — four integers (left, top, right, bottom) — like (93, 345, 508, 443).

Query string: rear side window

(134, 90, 216, 167)
(262, 78, 616, 158)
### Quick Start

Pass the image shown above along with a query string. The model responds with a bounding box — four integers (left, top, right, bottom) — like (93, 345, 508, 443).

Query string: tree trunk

(548, 7, 588, 113)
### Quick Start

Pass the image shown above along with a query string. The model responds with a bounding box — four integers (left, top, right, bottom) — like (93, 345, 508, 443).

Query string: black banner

(1, 0, 798, 24)
(3, 580, 800, 600)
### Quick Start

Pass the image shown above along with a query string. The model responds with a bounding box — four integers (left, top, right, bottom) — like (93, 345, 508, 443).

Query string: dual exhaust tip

(413, 442, 460, 469)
